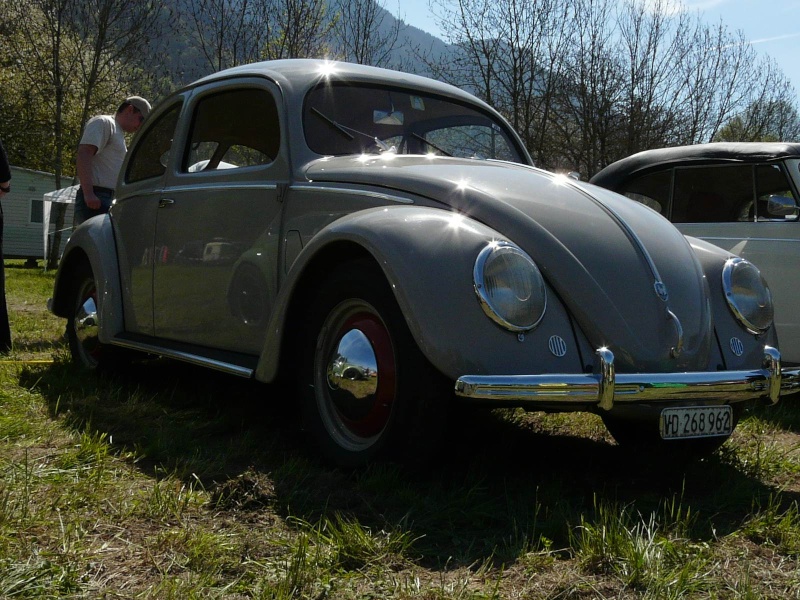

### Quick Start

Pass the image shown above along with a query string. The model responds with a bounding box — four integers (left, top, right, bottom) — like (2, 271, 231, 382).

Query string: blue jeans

(74, 186, 114, 225)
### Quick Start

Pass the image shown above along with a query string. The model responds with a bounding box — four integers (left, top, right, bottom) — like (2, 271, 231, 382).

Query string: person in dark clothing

(0, 139, 14, 352)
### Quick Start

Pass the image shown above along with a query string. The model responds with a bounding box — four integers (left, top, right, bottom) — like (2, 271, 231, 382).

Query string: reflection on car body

(591, 143, 800, 369)
(49, 61, 792, 468)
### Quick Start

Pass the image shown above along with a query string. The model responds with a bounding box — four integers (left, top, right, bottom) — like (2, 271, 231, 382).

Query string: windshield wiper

(311, 107, 391, 153)
(411, 133, 452, 157)
(311, 107, 354, 141)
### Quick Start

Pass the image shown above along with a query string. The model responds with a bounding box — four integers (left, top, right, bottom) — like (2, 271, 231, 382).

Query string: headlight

(474, 241, 546, 332)
(722, 257, 773, 334)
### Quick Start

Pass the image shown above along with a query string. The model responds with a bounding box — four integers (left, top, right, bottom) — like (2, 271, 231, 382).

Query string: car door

(114, 100, 185, 337)
(152, 80, 287, 355)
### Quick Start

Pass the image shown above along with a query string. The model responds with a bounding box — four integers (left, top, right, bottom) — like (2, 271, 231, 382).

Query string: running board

(110, 334, 256, 378)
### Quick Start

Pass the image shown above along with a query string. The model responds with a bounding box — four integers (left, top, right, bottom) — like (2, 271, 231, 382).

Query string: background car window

(672, 165, 752, 223)
(183, 88, 279, 172)
(755, 164, 798, 220)
(619, 169, 671, 215)
(125, 102, 182, 183)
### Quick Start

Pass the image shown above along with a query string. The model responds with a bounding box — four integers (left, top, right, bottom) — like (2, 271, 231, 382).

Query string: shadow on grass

(19, 357, 800, 569)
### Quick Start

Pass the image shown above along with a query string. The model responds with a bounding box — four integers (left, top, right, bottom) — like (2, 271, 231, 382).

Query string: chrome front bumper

(455, 346, 785, 410)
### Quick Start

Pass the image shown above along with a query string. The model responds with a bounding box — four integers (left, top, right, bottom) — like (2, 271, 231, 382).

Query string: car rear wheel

(601, 404, 743, 462)
(66, 264, 127, 371)
(298, 259, 448, 468)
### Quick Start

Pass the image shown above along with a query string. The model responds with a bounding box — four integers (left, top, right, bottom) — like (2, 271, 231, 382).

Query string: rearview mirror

(765, 195, 799, 218)
(374, 110, 404, 125)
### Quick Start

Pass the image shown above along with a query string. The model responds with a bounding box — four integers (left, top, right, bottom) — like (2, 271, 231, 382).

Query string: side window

(672, 165, 753, 223)
(182, 88, 279, 173)
(619, 170, 671, 216)
(755, 164, 799, 221)
(126, 102, 182, 183)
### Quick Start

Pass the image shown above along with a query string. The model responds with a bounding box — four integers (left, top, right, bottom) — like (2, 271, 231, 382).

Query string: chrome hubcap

(326, 328, 379, 417)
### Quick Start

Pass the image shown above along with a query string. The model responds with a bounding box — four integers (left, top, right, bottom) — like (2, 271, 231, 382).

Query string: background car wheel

(601, 404, 743, 463)
(298, 259, 449, 468)
(66, 264, 127, 371)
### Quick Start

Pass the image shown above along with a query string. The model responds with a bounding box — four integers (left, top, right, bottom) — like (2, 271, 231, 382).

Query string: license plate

(660, 405, 733, 440)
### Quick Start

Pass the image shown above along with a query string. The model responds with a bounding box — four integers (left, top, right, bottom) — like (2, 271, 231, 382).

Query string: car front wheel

(298, 260, 448, 467)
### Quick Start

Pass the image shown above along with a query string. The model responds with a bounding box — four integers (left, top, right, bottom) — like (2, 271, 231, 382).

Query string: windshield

(303, 82, 525, 163)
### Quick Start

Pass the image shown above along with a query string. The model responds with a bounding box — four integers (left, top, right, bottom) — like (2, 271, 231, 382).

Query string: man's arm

(76, 144, 100, 209)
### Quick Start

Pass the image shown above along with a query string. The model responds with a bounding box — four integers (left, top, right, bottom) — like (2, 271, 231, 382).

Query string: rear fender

(50, 215, 124, 344)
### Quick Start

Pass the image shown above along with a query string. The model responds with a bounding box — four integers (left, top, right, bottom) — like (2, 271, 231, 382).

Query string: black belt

(93, 186, 114, 194)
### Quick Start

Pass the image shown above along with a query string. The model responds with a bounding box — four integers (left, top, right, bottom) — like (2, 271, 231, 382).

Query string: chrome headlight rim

(722, 257, 773, 335)
(473, 241, 547, 333)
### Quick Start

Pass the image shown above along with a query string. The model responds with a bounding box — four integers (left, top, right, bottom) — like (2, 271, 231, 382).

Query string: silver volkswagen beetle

(50, 60, 788, 467)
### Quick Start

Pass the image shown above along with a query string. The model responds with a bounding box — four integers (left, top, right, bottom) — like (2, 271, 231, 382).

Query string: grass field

(0, 261, 798, 598)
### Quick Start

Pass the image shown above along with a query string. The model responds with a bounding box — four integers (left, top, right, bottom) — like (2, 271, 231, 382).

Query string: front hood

(305, 155, 713, 371)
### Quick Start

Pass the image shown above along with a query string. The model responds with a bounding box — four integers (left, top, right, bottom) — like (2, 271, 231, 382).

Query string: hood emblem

(654, 281, 669, 302)
(730, 337, 744, 357)
(548, 335, 567, 357)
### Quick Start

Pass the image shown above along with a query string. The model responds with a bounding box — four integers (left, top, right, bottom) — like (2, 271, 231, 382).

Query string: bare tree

(715, 57, 800, 142)
(6, 0, 162, 267)
(181, 0, 270, 73)
(329, 0, 404, 67)
(262, 0, 331, 59)
(673, 19, 756, 144)
(553, 0, 624, 176)
(616, 0, 691, 154)
(426, 0, 570, 168)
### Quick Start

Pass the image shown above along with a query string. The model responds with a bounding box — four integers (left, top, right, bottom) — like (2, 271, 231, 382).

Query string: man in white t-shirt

(74, 96, 151, 224)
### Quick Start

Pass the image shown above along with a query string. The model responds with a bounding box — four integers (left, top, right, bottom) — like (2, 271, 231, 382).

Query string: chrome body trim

(290, 184, 414, 204)
(109, 338, 254, 378)
(455, 346, 783, 409)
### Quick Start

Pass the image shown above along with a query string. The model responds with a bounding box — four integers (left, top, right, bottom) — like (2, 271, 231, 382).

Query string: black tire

(66, 264, 127, 371)
(601, 404, 743, 463)
(297, 259, 449, 468)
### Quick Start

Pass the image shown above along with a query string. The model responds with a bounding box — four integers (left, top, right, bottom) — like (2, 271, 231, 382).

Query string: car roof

(591, 142, 800, 189)
(189, 58, 489, 109)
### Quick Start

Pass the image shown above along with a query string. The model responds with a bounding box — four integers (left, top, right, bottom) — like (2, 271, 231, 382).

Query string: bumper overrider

(455, 346, 789, 409)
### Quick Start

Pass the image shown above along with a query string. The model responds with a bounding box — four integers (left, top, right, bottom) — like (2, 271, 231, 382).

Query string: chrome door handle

(159, 198, 175, 208)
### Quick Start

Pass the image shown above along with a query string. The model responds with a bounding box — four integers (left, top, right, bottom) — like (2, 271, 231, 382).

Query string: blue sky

(396, 0, 800, 95)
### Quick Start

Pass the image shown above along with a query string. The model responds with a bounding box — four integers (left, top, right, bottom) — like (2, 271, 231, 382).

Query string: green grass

(0, 259, 799, 597)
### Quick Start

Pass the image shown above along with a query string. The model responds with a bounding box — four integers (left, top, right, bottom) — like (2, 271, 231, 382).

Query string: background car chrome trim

(109, 338, 254, 378)
(783, 368, 800, 391)
(455, 346, 782, 408)
(290, 184, 414, 204)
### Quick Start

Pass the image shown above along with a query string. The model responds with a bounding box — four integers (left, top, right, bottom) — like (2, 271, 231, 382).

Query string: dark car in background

(591, 143, 800, 368)
(49, 62, 788, 467)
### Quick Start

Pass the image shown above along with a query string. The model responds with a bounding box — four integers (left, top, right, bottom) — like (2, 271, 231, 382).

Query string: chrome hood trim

(305, 156, 712, 371)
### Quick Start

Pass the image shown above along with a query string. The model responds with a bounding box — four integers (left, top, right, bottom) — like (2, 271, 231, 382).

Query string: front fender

(686, 235, 779, 367)
(255, 205, 584, 382)
(50, 215, 124, 344)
